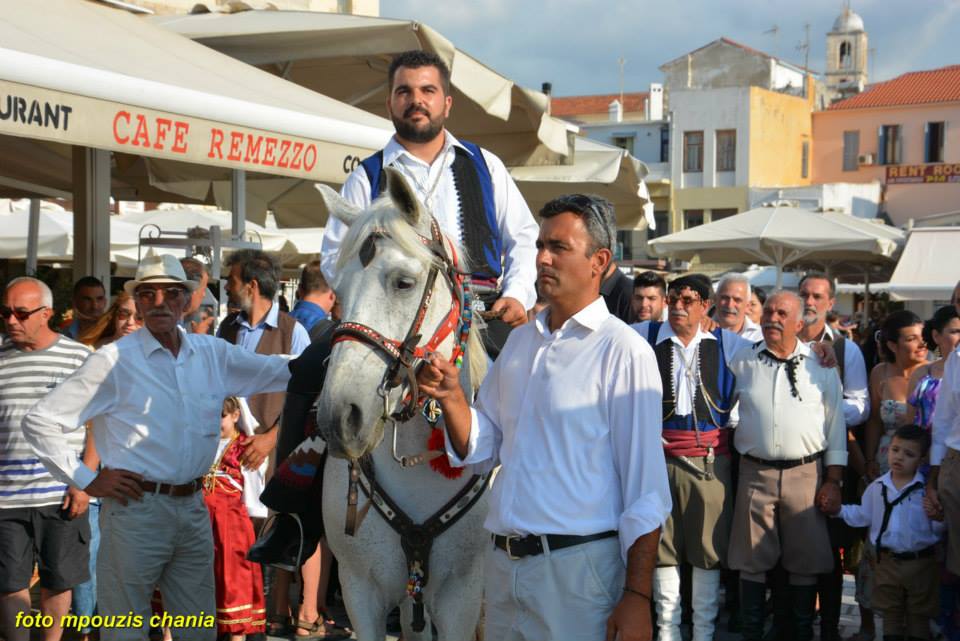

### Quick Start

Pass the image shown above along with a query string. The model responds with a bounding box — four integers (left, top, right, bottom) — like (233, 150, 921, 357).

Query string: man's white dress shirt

(447, 297, 672, 561)
(739, 317, 764, 342)
(837, 471, 944, 553)
(630, 320, 751, 419)
(22, 327, 292, 488)
(806, 325, 870, 427)
(730, 340, 848, 467)
(322, 132, 539, 309)
(932, 345, 960, 465)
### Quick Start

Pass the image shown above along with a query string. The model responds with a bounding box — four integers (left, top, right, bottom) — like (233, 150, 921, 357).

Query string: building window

(652, 211, 669, 238)
(801, 141, 810, 179)
(842, 130, 860, 171)
(711, 208, 737, 222)
(660, 126, 670, 163)
(716, 130, 736, 172)
(611, 135, 635, 156)
(683, 209, 704, 229)
(839, 41, 852, 69)
(878, 125, 902, 165)
(683, 131, 704, 173)
(926, 122, 945, 163)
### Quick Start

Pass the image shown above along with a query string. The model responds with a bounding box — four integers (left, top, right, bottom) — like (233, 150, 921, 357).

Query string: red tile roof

(828, 65, 960, 110)
(551, 92, 649, 117)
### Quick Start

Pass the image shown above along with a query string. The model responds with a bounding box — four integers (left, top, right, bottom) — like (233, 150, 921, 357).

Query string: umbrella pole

(774, 246, 784, 289)
(862, 270, 872, 328)
(26, 199, 40, 276)
(231, 169, 246, 239)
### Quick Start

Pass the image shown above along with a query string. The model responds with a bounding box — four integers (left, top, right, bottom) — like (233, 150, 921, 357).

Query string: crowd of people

(2, 47, 960, 641)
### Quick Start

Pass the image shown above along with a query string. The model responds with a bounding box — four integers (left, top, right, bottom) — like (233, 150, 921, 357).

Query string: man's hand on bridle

(417, 354, 464, 403)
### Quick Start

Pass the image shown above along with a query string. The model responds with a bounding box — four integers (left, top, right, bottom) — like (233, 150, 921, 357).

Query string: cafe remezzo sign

(0, 80, 373, 183)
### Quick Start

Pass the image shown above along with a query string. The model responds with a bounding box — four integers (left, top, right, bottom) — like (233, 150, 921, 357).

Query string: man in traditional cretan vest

(320, 49, 539, 358)
(631, 274, 752, 641)
(218, 249, 310, 474)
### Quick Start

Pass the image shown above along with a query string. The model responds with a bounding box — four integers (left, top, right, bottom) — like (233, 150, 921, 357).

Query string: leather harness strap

(356, 455, 489, 633)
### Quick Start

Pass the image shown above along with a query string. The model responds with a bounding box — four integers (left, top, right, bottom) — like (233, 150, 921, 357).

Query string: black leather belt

(492, 530, 618, 560)
(743, 450, 824, 470)
(878, 545, 937, 561)
(138, 477, 203, 497)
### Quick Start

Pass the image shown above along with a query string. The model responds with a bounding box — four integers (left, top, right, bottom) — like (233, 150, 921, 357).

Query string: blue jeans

(72, 501, 100, 634)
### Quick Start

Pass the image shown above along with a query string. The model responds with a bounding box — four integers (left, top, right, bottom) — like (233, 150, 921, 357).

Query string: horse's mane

(335, 195, 489, 391)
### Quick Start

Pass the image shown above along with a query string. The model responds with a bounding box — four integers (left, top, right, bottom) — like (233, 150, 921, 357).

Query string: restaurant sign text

(886, 163, 960, 185)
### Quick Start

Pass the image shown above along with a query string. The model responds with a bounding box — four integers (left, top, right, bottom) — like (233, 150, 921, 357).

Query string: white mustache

(762, 322, 784, 331)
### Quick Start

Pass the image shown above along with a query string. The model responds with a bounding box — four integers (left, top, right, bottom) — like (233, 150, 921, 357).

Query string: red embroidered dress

(203, 435, 266, 635)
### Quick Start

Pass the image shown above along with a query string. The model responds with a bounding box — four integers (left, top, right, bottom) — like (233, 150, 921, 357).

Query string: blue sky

(381, 0, 960, 96)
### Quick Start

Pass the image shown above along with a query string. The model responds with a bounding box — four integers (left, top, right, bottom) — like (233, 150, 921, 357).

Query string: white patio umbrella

(115, 208, 324, 274)
(0, 200, 148, 269)
(509, 137, 654, 229)
(151, 9, 570, 167)
(648, 205, 904, 288)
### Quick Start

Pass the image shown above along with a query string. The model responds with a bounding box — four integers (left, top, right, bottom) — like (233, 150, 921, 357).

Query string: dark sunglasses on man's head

(0, 306, 46, 321)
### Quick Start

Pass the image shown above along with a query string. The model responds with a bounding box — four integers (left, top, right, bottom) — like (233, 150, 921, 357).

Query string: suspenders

(875, 480, 924, 553)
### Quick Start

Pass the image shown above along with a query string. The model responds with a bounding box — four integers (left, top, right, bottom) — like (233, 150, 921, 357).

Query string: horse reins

(331, 216, 470, 423)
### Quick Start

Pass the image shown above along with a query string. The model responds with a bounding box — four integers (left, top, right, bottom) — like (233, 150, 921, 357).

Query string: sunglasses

(666, 294, 702, 308)
(0, 305, 46, 321)
(117, 309, 142, 322)
(134, 287, 186, 303)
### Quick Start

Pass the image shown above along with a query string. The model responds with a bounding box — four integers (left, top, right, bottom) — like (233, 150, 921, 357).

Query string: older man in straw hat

(23, 254, 295, 641)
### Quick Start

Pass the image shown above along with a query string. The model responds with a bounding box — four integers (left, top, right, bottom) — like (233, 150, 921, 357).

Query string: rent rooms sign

(0, 79, 381, 184)
(886, 163, 960, 185)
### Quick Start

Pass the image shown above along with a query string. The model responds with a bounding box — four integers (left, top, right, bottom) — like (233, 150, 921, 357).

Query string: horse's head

(315, 168, 467, 460)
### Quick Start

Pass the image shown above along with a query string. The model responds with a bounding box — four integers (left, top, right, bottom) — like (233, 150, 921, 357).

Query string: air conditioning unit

(858, 153, 875, 166)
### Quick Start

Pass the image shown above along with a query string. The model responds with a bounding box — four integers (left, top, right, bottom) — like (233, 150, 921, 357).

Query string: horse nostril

(346, 403, 363, 434)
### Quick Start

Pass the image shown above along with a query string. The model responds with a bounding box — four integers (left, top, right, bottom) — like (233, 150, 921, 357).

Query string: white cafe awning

(151, 9, 571, 166)
(0, 0, 392, 186)
(887, 228, 960, 300)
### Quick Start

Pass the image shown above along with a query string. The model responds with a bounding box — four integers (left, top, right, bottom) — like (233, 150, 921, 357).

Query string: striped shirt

(0, 336, 90, 508)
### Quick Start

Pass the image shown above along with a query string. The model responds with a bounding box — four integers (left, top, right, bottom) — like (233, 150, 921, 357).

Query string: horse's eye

(395, 276, 416, 291)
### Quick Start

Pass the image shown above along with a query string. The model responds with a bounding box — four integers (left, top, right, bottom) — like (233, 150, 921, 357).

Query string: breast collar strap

(332, 216, 471, 423)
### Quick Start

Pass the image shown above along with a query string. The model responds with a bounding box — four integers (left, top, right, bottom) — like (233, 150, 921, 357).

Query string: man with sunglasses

(630, 274, 753, 641)
(22, 255, 295, 641)
(1, 277, 93, 641)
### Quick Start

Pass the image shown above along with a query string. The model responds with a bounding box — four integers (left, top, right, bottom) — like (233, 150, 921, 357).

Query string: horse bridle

(331, 216, 471, 423)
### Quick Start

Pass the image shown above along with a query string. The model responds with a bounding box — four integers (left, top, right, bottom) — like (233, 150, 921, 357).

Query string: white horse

(315, 170, 489, 641)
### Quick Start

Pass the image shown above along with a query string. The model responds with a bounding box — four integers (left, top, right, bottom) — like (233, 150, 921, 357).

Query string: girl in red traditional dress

(204, 397, 266, 640)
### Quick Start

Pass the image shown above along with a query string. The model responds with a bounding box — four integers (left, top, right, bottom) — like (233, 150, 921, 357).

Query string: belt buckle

(505, 535, 521, 560)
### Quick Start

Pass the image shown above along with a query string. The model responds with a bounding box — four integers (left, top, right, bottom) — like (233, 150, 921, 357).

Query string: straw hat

(123, 254, 200, 295)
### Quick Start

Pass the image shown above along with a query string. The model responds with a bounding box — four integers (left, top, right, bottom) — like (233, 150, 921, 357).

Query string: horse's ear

(315, 183, 362, 227)
(383, 167, 420, 226)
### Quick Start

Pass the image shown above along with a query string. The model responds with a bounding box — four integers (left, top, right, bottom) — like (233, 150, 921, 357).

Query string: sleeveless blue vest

(360, 140, 502, 282)
(644, 321, 736, 431)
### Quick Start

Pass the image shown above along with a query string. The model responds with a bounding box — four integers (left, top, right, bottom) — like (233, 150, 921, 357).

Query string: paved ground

(21, 574, 916, 641)
(267, 574, 876, 641)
